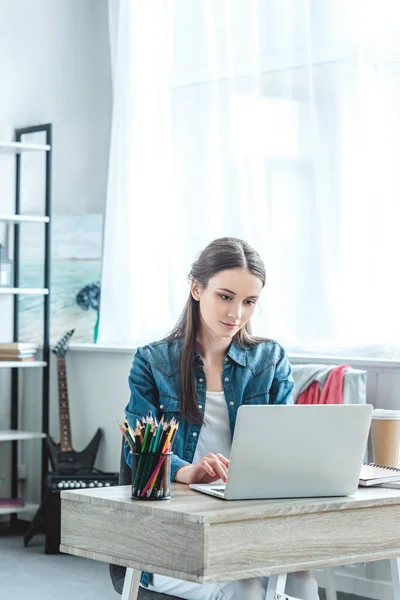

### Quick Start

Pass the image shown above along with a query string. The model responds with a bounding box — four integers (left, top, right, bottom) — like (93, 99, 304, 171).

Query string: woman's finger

(198, 459, 215, 477)
(205, 452, 229, 469)
(208, 456, 228, 481)
(215, 453, 230, 467)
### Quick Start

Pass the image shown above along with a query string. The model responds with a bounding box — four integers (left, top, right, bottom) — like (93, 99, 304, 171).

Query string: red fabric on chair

(296, 365, 349, 405)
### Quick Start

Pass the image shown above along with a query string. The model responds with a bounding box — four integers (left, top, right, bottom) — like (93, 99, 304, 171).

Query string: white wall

(0, 0, 111, 493)
(0, 0, 111, 216)
(0, 0, 111, 339)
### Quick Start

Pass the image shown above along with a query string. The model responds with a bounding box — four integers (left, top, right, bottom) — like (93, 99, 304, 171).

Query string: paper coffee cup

(371, 409, 400, 467)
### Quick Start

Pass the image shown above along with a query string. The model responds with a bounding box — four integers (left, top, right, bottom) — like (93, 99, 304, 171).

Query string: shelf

(0, 502, 40, 516)
(0, 361, 46, 368)
(0, 288, 49, 295)
(0, 430, 46, 442)
(0, 214, 49, 223)
(0, 141, 50, 154)
(3, 124, 52, 516)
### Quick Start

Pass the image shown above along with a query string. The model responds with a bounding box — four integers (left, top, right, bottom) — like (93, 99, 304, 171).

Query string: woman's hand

(175, 453, 230, 485)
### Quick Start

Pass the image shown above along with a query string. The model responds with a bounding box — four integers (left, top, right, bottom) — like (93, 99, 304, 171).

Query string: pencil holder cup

(130, 451, 172, 500)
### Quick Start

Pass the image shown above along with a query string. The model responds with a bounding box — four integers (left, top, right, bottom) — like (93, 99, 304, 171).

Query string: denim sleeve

(271, 345, 294, 405)
(124, 346, 189, 480)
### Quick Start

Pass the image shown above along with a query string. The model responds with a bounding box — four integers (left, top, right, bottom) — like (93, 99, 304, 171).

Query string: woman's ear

(191, 281, 201, 301)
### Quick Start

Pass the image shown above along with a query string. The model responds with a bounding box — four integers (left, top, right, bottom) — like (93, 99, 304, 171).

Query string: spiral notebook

(359, 463, 400, 486)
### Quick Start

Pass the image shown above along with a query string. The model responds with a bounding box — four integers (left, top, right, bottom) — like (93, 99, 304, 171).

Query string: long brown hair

(163, 237, 267, 424)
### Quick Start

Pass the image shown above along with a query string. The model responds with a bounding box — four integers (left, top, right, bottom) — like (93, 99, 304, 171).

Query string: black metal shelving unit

(4, 123, 52, 529)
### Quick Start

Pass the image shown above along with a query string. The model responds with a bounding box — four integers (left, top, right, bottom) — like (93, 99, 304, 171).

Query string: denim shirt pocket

(152, 358, 180, 414)
(243, 391, 271, 405)
(243, 364, 275, 404)
(159, 394, 180, 415)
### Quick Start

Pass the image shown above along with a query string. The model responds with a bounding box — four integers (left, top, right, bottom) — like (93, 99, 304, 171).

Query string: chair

(109, 440, 180, 599)
(291, 363, 367, 406)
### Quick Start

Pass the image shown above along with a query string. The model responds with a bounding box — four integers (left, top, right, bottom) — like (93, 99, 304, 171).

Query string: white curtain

(100, 0, 400, 358)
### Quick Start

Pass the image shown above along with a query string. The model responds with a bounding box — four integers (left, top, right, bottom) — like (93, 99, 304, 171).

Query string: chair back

(291, 363, 367, 405)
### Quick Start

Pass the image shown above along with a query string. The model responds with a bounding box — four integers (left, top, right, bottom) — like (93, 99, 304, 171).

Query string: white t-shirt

(192, 391, 232, 463)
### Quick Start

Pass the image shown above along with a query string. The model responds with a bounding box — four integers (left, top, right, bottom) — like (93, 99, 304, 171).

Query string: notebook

(189, 404, 373, 500)
(359, 463, 400, 486)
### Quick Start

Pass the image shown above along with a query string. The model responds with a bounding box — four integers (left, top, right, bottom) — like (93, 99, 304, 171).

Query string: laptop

(189, 404, 373, 500)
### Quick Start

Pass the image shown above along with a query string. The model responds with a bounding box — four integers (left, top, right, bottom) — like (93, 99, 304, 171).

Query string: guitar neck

(57, 356, 73, 452)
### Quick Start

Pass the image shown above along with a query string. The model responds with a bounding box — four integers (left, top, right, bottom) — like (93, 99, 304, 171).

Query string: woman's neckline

(206, 390, 225, 394)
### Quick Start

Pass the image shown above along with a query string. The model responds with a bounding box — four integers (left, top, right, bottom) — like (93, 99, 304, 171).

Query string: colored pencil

(119, 413, 177, 498)
(141, 454, 167, 497)
(118, 421, 135, 451)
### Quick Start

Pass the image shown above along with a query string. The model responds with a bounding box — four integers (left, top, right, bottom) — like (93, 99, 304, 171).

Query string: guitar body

(46, 428, 103, 475)
(49, 330, 103, 475)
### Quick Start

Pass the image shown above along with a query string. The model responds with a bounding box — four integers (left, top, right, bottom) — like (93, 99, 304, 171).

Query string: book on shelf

(0, 342, 38, 351)
(0, 353, 36, 361)
(359, 463, 400, 486)
(0, 497, 24, 508)
(0, 342, 38, 361)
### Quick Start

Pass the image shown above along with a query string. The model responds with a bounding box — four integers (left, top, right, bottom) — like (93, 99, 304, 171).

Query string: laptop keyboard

(211, 487, 225, 493)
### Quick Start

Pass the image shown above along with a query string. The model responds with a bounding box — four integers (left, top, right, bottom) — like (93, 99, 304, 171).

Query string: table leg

(265, 573, 287, 600)
(390, 558, 400, 600)
(121, 568, 141, 600)
(324, 568, 338, 600)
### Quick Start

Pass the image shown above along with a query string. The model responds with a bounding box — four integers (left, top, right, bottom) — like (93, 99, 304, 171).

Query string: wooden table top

(61, 483, 400, 583)
(61, 483, 400, 524)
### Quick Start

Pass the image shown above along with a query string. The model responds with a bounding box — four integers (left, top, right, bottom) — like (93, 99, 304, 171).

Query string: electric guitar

(46, 329, 103, 474)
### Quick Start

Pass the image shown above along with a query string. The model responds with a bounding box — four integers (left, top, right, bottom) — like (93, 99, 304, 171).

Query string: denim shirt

(124, 337, 294, 588)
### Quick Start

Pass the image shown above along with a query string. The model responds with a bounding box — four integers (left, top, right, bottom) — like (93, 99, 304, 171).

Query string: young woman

(124, 237, 319, 600)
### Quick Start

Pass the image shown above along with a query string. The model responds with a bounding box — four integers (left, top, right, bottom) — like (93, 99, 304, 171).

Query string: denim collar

(226, 340, 248, 366)
(193, 339, 247, 367)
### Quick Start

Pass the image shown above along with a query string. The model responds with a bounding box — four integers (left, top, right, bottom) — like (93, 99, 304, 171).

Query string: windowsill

(67, 343, 400, 368)
(68, 343, 135, 354)
(289, 354, 400, 369)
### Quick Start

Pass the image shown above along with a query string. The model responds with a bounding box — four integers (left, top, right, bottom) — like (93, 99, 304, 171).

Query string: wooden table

(60, 484, 400, 600)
